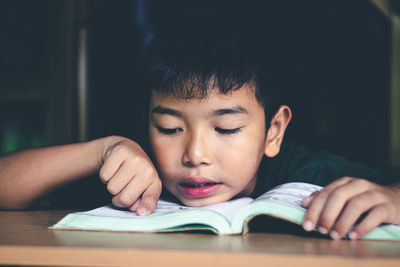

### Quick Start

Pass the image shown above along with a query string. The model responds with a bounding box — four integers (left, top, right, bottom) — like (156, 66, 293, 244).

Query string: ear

(264, 105, 292, 158)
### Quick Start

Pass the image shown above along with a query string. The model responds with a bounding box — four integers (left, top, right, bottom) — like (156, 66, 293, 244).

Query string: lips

(179, 177, 221, 198)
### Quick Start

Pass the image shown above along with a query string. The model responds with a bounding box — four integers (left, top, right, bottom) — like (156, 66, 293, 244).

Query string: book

(51, 182, 400, 240)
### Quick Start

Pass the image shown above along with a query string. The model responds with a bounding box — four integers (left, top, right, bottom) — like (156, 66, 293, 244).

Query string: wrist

(93, 135, 131, 167)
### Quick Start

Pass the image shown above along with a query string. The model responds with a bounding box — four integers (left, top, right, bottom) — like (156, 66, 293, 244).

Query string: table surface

(1, 210, 400, 267)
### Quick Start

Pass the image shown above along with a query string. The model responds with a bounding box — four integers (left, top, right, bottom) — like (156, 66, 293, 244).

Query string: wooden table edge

(0, 245, 399, 267)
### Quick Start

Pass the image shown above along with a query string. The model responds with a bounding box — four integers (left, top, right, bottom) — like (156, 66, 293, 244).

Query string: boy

(0, 13, 399, 241)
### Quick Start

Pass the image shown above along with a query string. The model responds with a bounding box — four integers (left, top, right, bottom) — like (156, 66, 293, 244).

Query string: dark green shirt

(252, 141, 400, 197)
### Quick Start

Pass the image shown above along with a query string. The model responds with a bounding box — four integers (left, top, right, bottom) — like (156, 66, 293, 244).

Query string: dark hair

(144, 9, 281, 128)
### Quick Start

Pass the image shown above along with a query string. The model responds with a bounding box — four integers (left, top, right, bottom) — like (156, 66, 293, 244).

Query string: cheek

(221, 127, 265, 160)
(221, 147, 260, 176)
(217, 131, 265, 181)
(151, 137, 179, 175)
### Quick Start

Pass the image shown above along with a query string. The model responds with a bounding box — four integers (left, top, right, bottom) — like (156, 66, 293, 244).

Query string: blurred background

(0, 0, 399, 167)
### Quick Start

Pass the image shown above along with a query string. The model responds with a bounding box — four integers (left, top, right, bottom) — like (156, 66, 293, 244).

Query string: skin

(148, 86, 291, 207)
(0, 84, 399, 240)
(0, 135, 162, 215)
(301, 177, 400, 240)
(98, 138, 162, 215)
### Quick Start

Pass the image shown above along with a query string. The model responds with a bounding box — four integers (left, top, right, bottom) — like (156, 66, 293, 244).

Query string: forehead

(150, 85, 263, 112)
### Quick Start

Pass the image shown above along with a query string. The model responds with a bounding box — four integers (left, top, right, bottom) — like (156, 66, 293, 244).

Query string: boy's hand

(99, 138, 162, 216)
(301, 177, 400, 240)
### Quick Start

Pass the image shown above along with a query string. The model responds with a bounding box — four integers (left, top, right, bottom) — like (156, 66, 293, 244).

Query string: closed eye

(156, 126, 183, 135)
(215, 127, 242, 135)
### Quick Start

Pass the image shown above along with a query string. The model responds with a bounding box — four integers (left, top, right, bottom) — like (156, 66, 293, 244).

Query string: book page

(197, 197, 253, 222)
(78, 200, 193, 218)
(78, 197, 252, 222)
(254, 182, 323, 209)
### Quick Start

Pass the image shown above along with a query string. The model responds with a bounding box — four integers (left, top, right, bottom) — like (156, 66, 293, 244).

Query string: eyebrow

(212, 106, 248, 116)
(151, 105, 248, 118)
(151, 106, 183, 117)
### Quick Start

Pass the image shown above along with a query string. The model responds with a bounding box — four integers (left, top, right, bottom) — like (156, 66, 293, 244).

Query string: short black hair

(145, 9, 281, 127)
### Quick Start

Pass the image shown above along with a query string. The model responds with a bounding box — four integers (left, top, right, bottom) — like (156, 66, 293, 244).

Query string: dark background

(0, 0, 396, 206)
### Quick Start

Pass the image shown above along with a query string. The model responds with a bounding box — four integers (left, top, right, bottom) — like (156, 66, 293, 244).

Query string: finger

(112, 171, 153, 208)
(99, 151, 125, 184)
(302, 177, 352, 231)
(129, 198, 142, 212)
(302, 191, 317, 208)
(348, 203, 393, 240)
(136, 181, 162, 216)
(330, 190, 387, 239)
(317, 180, 370, 233)
(302, 196, 313, 208)
(106, 161, 136, 196)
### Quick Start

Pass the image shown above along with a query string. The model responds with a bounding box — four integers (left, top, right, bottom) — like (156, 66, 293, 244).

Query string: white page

(197, 197, 253, 222)
(78, 197, 252, 222)
(78, 200, 193, 218)
(254, 182, 323, 208)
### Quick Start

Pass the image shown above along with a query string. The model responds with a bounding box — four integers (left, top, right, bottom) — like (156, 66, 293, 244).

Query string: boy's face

(149, 85, 289, 206)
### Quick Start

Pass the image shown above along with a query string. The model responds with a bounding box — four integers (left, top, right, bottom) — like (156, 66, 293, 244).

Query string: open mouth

(178, 181, 222, 198)
(179, 182, 220, 188)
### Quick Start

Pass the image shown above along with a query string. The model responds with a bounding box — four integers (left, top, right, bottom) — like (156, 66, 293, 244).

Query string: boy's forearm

(0, 136, 125, 210)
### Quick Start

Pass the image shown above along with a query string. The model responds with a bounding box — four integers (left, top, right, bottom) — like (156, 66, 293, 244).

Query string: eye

(215, 127, 242, 135)
(156, 126, 183, 135)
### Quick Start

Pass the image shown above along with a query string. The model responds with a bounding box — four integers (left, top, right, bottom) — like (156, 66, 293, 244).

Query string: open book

(51, 182, 400, 240)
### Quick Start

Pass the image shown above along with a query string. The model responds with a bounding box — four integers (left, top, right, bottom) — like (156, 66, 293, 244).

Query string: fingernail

(303, 220, 314, 231)
(348, 231, 358, 240)
(330, 230, 339, 240)
(137, 207, 148, 216)
(318, 226, 328, 235)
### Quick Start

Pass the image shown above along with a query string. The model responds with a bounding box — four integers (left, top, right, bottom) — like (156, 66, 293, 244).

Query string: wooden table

(0, 210, 400, 267)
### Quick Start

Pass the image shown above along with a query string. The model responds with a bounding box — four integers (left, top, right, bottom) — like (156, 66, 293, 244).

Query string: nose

(182, 129, 212, 167)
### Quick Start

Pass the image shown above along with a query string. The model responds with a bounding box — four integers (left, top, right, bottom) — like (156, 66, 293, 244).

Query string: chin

(179, 195, 230, 207)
